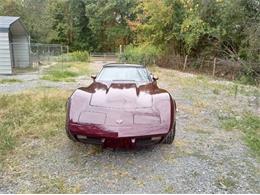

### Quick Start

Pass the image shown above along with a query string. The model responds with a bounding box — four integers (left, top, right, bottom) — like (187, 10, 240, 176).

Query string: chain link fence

(156, 51, 260, 83)
(90, 52, 118, 62)
(10, 43, 68, 74)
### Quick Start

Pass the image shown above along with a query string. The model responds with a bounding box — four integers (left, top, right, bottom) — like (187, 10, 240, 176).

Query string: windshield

(96, 66, 152, 82)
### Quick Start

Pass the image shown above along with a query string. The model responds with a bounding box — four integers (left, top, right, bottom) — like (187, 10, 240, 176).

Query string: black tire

(66, 127, 77, 142)
(65, 100, 77, 142)
(163, 123, 176, 144)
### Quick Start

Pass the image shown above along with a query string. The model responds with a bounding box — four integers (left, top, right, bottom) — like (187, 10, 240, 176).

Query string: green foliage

(85, 0, 137, 51)
(221, 113, 260, 157)
(0, 79, 22, 84)
(48, 0, 94, 51)
(237, 74, 258, 86)
(181, 15, 208, 53)
(63, 51, 90, 62)
(135, 0, 174, 46)
(0, 0, 259, 82)
(0, 0, 53, 43)
(120, 44, 161, 65)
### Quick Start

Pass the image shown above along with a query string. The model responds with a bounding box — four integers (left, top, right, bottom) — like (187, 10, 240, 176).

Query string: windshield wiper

(112, 80, 136, 82)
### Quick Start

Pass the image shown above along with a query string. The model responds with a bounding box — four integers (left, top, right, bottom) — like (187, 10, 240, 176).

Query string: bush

(237, 66, 259, 86)
(119, 44, 161, 66)
(63, 51, 90, 62)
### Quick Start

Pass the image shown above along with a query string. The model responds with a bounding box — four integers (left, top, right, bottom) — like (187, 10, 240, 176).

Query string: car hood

(69, 81, 174, 130)
(89, 82, 153, 109)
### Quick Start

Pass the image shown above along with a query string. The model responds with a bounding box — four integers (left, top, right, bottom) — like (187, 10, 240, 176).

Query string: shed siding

(12, 35, 30, 68)
(0, 32, 12, 74)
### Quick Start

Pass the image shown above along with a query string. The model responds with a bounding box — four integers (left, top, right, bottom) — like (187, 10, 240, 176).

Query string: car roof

(103, 63, 145, 68)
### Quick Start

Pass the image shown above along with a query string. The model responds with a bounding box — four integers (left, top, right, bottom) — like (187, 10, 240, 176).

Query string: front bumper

(68, 122, 168, 148)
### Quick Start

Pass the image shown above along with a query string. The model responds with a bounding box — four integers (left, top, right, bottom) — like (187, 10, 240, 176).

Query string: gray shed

(0, 16, 30, 74)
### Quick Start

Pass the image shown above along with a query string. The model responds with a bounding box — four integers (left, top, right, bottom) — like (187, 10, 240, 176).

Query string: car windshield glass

(96, 66, 151, 82)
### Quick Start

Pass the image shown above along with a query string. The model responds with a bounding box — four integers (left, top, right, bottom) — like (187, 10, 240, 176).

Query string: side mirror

(152, 74, 159, 81)
(91, 74, 97, 80)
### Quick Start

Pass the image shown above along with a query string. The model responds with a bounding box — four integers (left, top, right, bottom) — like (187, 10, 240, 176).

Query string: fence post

(255, 89, 259, 111)
(213, 57, 216, 76)
(234, 84, 238, 99)
(183, 55, 188, 71)
(199, 57, 204, 71)
(61, 45, 63, 72)
(37, 44, 40, 68)
(48, 45, 50, 63)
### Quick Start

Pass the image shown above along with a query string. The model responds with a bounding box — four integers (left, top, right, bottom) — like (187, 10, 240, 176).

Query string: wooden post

(199, 57, 204, 71)
(48, 45, 50, 63)
(119, 45, 122, 54)
(61, 45, 63, 72)
(183, 55, 188, 71)
(255, 89, 259, 111)
(213, 57, 216, 77)
(234, 84, 238, 99)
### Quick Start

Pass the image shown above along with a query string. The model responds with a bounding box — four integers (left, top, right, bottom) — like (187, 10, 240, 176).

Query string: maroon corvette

(65, 64, 176, 148)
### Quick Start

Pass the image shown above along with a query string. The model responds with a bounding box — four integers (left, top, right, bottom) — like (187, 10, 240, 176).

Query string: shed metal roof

(0, 16, 20, 29)
(0, 16, 28, 36)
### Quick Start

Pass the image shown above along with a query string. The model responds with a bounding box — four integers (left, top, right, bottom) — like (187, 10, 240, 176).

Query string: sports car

(65, 64, 176, 148)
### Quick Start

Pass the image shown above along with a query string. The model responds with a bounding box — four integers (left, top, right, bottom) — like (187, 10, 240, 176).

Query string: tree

(69, 0, 94, 50)
(48, 0, 94, 51)
(85, 0, 137, 51)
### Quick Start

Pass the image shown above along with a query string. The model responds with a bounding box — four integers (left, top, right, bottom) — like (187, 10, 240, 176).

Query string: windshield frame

(96, 66, 153, 83)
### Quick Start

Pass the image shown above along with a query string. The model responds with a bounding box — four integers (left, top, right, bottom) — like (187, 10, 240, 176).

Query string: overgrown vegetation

(0, 0, 258, 83)
(119, 44, 161, 65)
(220, 113, 260, 157)
(62, 51, 90, 62)
(41, 62, 89, 82)
(0, 89, 70, 159)
(0, 79, 22, 84)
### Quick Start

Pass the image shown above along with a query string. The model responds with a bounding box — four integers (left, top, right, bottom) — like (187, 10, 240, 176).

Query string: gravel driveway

(0, 59, 259, 193)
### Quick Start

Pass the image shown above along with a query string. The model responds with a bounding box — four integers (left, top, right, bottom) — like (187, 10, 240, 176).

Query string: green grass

(221, 113, 260, 157)
(32, 175, 81, 193)
(42, 70, 78, 82)
(41, 62, 90, 82)
(0, 89, 70, 159)
(216, 176, 236, 190)
(151, 66, 259, 97)
(164, 185, 175, 193)
(0, 78, 22, 84)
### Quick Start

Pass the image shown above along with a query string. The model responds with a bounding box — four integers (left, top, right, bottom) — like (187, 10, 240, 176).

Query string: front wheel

(65, 100, 77, 142)
(163, 123, 176, 144)
(65, 127, 77, 142)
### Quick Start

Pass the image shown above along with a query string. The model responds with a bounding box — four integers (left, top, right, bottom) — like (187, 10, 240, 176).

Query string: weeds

(119, 44, 161, 66)
(62, 51, 90, 62)
(0, 89, 70, 159)
(220, 113, 260, 157)
(164, 185, 175, 193)
(34, 176, 81, 193)
(0, 79, 22, 84)
(217, 176, 236, 190)
(42, 70, 78, 82)
(41, 62, 89, 82)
